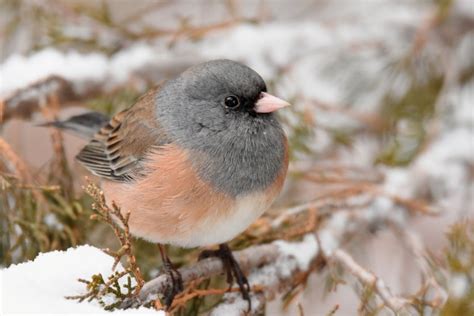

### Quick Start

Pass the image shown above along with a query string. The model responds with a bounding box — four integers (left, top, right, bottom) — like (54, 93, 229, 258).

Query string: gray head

(156, 59, 289, 138)
(156, 59, 290, 196)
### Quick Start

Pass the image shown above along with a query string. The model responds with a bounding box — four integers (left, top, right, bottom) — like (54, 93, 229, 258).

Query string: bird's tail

(39, 111, 110, 139)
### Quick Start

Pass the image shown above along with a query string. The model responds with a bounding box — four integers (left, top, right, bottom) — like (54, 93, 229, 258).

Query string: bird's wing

(76, 87, 170, 181)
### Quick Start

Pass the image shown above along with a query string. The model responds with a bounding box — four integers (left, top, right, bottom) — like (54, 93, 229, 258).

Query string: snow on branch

(0, 47, 198, 122)
(124, 243, 281, 310)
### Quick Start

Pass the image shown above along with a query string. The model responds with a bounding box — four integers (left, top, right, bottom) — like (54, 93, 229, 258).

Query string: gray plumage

(47, 60, 287, 197)
(156, 60, 286, 196)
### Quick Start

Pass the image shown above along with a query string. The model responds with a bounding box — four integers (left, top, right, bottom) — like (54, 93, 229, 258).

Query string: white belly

(174, 192, 270, 247)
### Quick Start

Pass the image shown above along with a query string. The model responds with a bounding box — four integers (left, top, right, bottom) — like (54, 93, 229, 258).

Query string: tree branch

(122, 243, 280, 309)
(331, 249, 410, 312)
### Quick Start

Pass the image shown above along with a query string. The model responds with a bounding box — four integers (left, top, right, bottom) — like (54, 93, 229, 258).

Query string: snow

(0, 49, 108, 97)
(455, 0, 474, 18)
(0, 45, 164, 98)
(380, 122, 474, 216)
(43, 213, 65, 230)
(0, 245, 162, 315)
(415, 129, 473, 195)
(318, 212, 349, 255)
(108, 45, 158, 83)
(448, 274, 470, 298)
(275, 234, 318, 271)
(448, 82, 474, 126)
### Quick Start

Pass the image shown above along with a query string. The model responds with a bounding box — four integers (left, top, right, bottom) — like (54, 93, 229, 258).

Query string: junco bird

(47, 59, 290, 309)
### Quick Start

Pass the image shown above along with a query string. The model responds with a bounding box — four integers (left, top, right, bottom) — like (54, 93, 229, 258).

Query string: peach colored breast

(101, 142, 288, 247)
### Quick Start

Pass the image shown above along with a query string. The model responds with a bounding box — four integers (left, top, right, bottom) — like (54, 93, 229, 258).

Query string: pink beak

(254, 92, 291, 113)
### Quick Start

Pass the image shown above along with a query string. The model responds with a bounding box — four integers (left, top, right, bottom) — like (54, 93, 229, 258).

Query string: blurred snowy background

(0, 0, 473, 315)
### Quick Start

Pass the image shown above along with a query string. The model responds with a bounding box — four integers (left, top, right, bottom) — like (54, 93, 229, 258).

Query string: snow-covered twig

(272, 183, 439, 229)
(0, 51, 198, 122)
(331, 249, 410, 312)
(122, 234, 318, 314)
(271, 186, 373, 228)
(2, 76, 84, 121)
(210, 234, 319, 315)
(122, 243, 281, 309)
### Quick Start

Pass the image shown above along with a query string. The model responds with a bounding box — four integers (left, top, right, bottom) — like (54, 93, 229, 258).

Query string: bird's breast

(101, 143, 287, 247)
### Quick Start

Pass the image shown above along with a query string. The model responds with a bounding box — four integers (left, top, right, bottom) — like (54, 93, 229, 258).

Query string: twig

(272, 183, 438, 229)
(331, 249, 410, 312)
(84, 181, 144, 294)
(281, 207, 318, 239)
(0, 99, 4, 123)
(67, 181, 145, 307)
(123, 243, 280, 308)
(118, 1, 171, 24)
(0, 137, 32, 181)
(0, 137, 46, 208)
(325, 304, 340, 316)
(272, 186, 372, 228)
(40, 93, 74, 198)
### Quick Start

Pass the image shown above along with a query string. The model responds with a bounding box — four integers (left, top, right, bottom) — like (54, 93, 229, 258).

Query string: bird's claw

(198, 244, 252, 312)
(162, 263, 183, 309)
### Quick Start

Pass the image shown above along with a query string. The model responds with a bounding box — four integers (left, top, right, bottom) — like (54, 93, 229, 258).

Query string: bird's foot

(199, 243, 251, 311)
(158, 244, 183, 310)
(162, 260, 184, 309)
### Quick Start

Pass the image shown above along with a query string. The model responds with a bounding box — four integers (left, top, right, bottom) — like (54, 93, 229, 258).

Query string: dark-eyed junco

(49, 59, 290, 309)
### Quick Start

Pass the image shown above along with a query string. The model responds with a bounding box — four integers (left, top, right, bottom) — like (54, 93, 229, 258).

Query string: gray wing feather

(76, 87, 170, 182)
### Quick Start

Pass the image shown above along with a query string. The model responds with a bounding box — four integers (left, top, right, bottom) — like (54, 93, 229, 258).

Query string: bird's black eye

(224, 95, 240, 109)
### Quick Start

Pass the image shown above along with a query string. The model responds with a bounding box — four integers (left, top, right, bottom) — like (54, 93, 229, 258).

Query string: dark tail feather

(39, 112, 110, 139)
